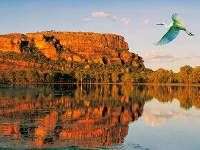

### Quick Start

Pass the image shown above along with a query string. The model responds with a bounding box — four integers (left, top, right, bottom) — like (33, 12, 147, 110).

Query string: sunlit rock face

(0, 32, 144, 67)
(0, 34, 22, 53)
(0, 85, 144, 149)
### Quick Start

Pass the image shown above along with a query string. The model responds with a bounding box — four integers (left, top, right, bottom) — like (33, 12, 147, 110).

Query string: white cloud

(143, 108, 200, 127)
(142, 50, 200, 63)
(121, 17, 131, 26)
(143, 113, 166, 127)
(83, 18, 92, 22)
(90, 11, 130, 26)
(111, 15, 117, 21)
(143, 18, 150, 25)
(91, 11, 117, 21)
(142, 50, 158, 58)
(92, 11, 110, 18)
(91, 11, 117, 22)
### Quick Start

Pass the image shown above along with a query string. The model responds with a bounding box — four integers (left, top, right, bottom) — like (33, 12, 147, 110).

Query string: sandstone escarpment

(0, 32, 144, 68)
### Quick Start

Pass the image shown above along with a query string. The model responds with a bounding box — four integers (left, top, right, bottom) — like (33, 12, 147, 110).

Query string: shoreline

(132, 82, 200, 87)
(1, 82, 200, 87)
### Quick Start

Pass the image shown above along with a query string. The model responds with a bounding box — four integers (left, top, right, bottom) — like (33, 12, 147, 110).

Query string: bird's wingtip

(155, 41, 162, 46)
(155, 40, 168, 46)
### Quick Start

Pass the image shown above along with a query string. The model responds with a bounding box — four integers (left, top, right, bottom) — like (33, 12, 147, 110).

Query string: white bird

(156, 13, 194, 45)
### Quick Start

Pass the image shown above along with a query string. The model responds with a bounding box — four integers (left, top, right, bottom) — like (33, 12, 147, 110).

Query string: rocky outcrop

(0, 34, 22, 53)
(0, 32, 144, 68)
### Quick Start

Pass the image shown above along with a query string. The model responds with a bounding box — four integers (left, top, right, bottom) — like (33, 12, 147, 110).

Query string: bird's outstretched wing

(156, 26, 180, 45)
(172, 13, 183, 25)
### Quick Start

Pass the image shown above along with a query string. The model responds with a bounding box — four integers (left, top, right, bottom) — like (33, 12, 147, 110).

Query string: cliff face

(0, 32, 144, 68)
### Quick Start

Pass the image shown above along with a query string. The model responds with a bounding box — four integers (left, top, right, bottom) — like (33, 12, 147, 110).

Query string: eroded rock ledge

(0, 32, 144, 68)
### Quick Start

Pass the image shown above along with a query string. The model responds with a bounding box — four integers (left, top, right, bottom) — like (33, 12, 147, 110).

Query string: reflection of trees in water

(143, 85, 200, 109)
(0, 85, 199, 148)
(0, 85, 144, 149)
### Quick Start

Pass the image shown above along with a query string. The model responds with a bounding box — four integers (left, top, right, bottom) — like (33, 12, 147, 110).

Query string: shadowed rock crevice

(43, 35, 64, 53)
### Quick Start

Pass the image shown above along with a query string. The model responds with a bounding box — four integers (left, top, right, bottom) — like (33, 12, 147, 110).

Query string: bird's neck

(163, 22, 173, 28)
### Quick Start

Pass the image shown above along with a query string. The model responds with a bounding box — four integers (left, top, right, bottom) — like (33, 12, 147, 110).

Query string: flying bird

(156, 13, 194, 45)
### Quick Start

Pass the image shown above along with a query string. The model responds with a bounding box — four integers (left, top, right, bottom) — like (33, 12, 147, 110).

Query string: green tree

(111, 72, 119, 83)
(53, 72, 63, 82)
(147, 68, 175, 83)
(176, 65, 193, 83)
(43, 73, 52, 82)
(6, 71, 16, 83)
(94, 72, 100, 83)
(121, 73, 133, 83)
(75, 71, 84, 84)
(15, 71, 26, 82)
(0, 72, 7, 83)
(189, 66, 200, 83)
(103, 71, 111, 83)
(25, 68, 40, 82)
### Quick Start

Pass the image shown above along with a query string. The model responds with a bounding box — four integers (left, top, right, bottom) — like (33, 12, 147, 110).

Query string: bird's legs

(185, 30, 194, 36)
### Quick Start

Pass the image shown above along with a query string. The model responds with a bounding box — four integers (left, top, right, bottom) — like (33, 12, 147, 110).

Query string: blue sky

(0, 0, 199, 71)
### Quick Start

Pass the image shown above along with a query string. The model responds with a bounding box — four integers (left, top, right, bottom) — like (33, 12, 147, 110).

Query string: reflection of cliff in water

(0, 84, 199, 149)
(0, 85, 144, 149)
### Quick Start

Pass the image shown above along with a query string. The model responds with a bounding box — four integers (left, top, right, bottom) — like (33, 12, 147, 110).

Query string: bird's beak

(156, 23, 164, 25)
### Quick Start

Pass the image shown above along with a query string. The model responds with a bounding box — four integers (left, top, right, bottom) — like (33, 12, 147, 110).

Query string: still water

(0, 84, 200, 150)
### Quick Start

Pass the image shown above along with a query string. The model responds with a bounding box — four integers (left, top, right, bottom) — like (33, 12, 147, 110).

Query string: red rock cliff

(0, 32, 144, 68)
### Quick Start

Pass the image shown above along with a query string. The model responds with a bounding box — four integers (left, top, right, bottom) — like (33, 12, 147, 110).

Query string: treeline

(147, 65, 200, 84)
(0, 65, 200, 84)
(0, 51, 199, 84)
(0, 69, 74, 84)
(72, 65, 200, 84)
(0, 66, 144, 84)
